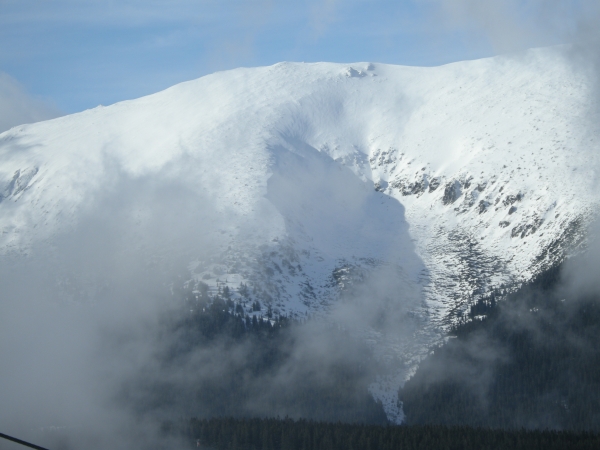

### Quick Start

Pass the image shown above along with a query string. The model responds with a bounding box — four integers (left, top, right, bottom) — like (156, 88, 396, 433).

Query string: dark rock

(429, 177, 440, 192)
(463, 190, 478, 209)
(503, 193, 524, 206)
(442, 181, 461, 205)
(369, 148, 397, 167)
(511, 218, 544, 238)
(508, 206, 517, 215)
(407, 179, 426, 196)
(499, 221, 510, 228)
(477, 200, 490, 214)
(391, 176, 426, 196)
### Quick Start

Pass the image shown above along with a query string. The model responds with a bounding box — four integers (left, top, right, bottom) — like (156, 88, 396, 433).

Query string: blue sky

(0, 0, 595, 118)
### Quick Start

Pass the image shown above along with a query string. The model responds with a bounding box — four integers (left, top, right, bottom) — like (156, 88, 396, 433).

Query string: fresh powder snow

(1, 47, 598, 421)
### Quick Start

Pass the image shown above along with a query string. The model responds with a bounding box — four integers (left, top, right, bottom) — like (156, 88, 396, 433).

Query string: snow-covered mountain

(1, 47, 599, 420)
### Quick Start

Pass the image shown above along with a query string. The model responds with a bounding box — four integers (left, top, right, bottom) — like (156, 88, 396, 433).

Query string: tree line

(172, 417, 600, 450)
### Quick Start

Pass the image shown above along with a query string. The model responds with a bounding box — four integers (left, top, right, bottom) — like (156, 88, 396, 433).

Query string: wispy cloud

(0, 72, 61, 133)
(424, 0, 600, 53)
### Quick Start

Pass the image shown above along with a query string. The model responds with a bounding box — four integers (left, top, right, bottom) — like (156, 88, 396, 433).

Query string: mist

(0, 170, 227, 449)
(0, 72, 61, 133)
(4, 1, 600, 446)
(0, 134, 429, 449)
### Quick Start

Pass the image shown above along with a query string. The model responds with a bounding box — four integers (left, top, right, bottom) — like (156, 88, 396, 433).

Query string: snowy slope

(1, 47, 599, 420)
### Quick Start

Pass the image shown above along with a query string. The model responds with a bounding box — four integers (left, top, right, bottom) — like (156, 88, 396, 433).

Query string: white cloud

(0, 72, 61, 133)
(425, 0, 600, 53)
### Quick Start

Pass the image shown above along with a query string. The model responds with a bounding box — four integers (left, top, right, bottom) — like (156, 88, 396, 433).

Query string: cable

(0, 432, 51, 450)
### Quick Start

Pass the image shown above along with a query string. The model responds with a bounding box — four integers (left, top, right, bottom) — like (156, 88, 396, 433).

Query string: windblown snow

(1, 47, 599, 421)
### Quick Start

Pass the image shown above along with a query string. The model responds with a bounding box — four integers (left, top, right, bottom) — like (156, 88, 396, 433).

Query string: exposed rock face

(477, 200, 490, 214)
(429, 177, 441, 192)
(511, 218, 545, 239)
(503, 193, 523, 206)
(0, 167, 38, 203)
(442, 181, 462, 205)
(390, 175, 428, 196)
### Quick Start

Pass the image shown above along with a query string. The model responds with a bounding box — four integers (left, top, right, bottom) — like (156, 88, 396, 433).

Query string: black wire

(0, 432, 50, 450)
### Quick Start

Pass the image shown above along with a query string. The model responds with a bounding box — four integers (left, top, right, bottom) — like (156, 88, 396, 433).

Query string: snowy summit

(1, 47, 598, 325)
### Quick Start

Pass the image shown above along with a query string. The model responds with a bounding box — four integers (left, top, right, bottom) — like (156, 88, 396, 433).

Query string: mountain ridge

(1, 48, 596, 318)
(1, 47, 598, 421)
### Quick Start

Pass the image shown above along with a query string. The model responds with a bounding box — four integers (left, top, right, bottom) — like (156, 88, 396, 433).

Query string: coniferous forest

(173, 417, 600, 450)
(130, 263, 600, 449)
(400, 263, 600, 431)
(122, 282, 388, 425)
